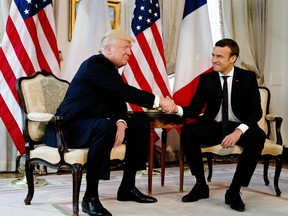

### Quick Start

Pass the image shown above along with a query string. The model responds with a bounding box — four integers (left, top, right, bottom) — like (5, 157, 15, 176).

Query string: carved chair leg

(24, 162, 35, 205)
(263, 159, 270, 186)
(207, 156, 213, 182)
(72, 164, 84, 216)
(274, 157, 282, 197)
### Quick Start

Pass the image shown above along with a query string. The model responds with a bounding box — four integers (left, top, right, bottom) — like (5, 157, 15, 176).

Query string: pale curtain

(221, 0, 267, 84)
(161, 0, 185, 74)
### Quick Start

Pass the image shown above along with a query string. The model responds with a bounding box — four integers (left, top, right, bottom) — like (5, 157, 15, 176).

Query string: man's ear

(230, 55, 237, 63)
(105, 46, 111, 54)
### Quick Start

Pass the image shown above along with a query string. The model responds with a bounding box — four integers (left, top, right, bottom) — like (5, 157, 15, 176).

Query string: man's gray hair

(99, 30, 135, 54)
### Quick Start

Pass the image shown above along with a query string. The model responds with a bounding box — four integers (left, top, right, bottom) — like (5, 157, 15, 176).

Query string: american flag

(0, 0, 60, 154)
(173, 0, 213, 107)
(122, 0, 171, 111)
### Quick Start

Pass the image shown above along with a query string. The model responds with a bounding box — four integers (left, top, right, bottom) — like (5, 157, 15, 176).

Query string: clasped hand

(159, 96, 178, 114)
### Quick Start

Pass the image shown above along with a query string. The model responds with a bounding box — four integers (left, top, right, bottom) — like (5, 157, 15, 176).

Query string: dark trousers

(63, 116, 150, 181)
(181, 120, 265, 187)
(62, 116, 150, 198)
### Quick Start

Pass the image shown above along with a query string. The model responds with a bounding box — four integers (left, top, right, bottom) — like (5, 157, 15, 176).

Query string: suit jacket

(182, 66, 262, 128)
(44, 54, 155, 147)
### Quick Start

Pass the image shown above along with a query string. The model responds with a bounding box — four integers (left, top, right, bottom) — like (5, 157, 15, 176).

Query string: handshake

(159, 96, 178, 114)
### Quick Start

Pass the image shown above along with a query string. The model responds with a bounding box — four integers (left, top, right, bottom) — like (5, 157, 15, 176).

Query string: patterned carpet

(1, 164, 288, 216)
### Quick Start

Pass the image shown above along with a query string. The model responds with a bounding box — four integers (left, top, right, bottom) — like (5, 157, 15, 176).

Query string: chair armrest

(27, 112, 54, 122)
(52, 115, 69, 155)
(266, 114, 283, 145)
(27, 112, 69, 155)
(266, 114, 281, 122)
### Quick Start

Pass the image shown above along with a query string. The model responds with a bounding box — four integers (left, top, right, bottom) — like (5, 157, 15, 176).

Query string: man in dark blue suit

(175, 39, 265, 212)
(44, 30, 176, 216)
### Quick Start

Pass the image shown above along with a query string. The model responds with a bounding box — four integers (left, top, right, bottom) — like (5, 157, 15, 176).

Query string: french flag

(173, 0, 213, 106)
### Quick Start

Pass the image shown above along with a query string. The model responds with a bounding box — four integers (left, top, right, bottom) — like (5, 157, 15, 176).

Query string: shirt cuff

(175, 106, 183, 116)
(153, 95, 160, 108)
(116, 119, 127, 128)
(237, 123, 249, 134)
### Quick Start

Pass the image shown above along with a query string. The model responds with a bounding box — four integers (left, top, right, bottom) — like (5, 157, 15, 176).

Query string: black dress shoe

(225, 189, 245, 211)
(117, 186, 157, 203)
(82, 197, 112, 216)
(182, 183, 209, 202)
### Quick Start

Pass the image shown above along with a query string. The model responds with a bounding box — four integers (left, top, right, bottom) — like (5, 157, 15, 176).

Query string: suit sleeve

(233, 71, 262, 127)
(181, 75, 207, 118)
(86, 57, 155, 108)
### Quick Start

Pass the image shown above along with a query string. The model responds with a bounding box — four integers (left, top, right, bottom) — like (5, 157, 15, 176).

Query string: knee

(243, 126, 266, 149)
(254, 127, 266, 146)
(95, 119, 117, 136)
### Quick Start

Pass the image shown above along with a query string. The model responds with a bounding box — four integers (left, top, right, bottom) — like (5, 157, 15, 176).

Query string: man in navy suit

(175, 39, 265, 211)
(44, 30, 176, 216)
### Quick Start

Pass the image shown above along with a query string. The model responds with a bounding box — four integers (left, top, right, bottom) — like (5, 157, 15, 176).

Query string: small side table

(128, 111, 184, 195)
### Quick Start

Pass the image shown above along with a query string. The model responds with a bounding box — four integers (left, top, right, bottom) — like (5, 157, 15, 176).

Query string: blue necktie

(222, 76, 229, 136)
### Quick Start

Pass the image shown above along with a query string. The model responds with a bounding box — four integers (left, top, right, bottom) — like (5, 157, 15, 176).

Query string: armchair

(180, 86, 283, 196)
(17, 70, 125, 216)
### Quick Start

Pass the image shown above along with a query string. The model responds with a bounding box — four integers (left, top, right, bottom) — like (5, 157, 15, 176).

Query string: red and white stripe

(0, 1, 60, 154)
(122, 19, 171, 111)
(173, 0, 213, 106)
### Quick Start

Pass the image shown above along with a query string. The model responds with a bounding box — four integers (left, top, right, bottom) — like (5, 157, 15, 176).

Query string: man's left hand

(221, 128, 243, 148)
(114, 121, 126, 147)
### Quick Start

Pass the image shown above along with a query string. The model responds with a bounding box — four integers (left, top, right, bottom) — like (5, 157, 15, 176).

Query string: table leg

(161, 129, 167, 186)
(148, 122, 154, 195)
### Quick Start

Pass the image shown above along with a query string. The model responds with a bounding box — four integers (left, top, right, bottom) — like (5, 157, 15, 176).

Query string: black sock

(229, 184, 241, 192)
(119, 169, 136, 191)
(84, 179, 99, 200)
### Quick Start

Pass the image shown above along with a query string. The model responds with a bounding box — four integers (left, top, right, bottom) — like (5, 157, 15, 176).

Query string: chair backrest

(17, 70, 69, 143)
(257, 87, 270, 136)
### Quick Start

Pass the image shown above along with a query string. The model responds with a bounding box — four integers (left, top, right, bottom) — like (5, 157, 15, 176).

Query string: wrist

(235, 128, 243, 135)
(116, 120, 127, 129)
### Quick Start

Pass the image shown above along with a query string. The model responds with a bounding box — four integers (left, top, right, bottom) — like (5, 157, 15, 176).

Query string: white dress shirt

(215, 68, 248, 134)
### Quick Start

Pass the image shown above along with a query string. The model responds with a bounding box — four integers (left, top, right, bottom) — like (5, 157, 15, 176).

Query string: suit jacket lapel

(232, 68, 241, 99)
(212, 72, 223, 102)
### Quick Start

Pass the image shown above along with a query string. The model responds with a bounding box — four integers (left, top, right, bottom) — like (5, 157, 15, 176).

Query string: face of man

(212, 46, 237, 75)
(105, 38, 132, 68)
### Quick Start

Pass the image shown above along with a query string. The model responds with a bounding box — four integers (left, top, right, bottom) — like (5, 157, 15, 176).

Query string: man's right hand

(159, 96, 178, 114)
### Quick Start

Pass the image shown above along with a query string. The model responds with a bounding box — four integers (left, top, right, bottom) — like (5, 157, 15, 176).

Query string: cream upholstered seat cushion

(262, 139, 283, 156)
(30, 145, 61, 164)
(201, 139, 282, 157)
(201, 144, 243, 156)
(64, 148, 89, 165)
(65, 144, 126, 164)
(30, 144, 126, 165)
(110, 144, 126, 161)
